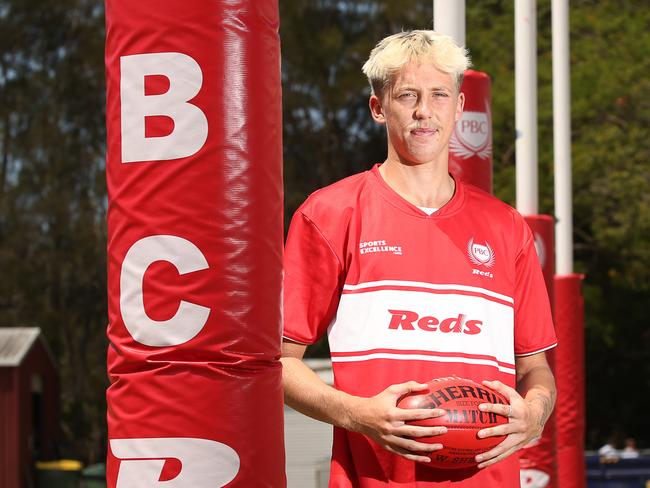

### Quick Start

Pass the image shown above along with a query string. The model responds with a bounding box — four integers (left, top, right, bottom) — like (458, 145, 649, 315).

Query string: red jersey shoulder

(463, 183, 516, 218)
(462, 183, 530, 243)
(298, 169, 370, 220)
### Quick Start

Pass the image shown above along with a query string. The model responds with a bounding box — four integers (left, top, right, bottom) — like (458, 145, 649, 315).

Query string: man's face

(369, 61, 464, 167)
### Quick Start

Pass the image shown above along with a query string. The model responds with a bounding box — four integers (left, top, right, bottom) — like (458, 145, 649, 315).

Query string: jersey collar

(369, 163, 466, 218)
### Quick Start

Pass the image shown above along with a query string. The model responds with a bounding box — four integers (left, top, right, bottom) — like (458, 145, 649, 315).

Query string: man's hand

(472, 380, 539, 468)
(345, 381, 448, 463)
(473, 353, 556, 469)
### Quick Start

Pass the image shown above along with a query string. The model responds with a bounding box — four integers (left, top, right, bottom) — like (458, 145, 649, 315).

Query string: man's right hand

(345, 381, 448, 463)
(281, 342, 446, 463)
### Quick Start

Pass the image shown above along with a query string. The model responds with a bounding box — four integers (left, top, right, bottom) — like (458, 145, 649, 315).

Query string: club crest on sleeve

(467, 238, 495, 268)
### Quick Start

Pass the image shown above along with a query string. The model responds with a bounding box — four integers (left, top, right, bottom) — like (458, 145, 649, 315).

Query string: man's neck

(378, 159, 456, 209)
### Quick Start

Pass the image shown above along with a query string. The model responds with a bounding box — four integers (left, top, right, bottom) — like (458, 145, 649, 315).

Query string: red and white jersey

(283, 164, 557, 487)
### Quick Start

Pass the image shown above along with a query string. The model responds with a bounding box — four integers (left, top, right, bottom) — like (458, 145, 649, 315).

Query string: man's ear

(369, 95, 385, 124)
(455, 92, 465, 122)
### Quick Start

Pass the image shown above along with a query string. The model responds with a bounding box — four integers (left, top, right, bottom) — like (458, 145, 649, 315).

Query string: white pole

(515, 0, 538, 215)
(552, 0, 573, 274)
(433, 0, 465, 46)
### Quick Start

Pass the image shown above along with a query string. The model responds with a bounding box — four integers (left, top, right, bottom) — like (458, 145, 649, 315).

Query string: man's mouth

(411, 128, 439, 136)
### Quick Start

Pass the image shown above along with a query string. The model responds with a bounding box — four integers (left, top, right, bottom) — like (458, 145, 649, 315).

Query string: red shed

(0, 327, 59, 488)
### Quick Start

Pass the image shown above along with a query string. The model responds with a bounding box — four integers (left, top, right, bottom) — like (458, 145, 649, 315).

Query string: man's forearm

(517, 363, 557, 435)
(281, 356, 359, 430)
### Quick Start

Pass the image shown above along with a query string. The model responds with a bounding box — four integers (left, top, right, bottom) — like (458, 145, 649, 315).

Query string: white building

(285, 359, 334, 488)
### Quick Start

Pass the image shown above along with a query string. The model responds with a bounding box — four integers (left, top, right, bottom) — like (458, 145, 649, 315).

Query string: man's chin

(395, 156, 446, 167)
(401, 148, 446, 165)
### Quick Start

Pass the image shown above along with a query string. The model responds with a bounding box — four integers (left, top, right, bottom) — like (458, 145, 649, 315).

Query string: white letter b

(120, 52, 208, 163)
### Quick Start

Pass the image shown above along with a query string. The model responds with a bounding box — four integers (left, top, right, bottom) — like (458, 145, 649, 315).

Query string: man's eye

(434, 92, 449, 98)
(399, 92, 416, 98)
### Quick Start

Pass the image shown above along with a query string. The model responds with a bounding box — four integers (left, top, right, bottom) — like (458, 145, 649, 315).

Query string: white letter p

(111, 437, 240, 487)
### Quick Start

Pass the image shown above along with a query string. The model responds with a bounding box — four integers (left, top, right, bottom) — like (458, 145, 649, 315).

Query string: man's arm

(281, 340, 448, 463)
(514, 351, 557, 438)
(474, 351, 556, 468)
(281, 341, 357, 428)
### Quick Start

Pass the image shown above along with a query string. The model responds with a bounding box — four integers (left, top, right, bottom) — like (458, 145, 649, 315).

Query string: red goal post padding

(449, 69, 493, 194)
(554, 274, 586, 488)
(519, 215, 558, 488)
(104, 1, 285, 486)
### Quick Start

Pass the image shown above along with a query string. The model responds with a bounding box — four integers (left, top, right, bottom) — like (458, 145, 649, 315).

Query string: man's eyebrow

(393, 85, 419, 92)
(430, 85, 453, 92)
(394, 84, 453, 92)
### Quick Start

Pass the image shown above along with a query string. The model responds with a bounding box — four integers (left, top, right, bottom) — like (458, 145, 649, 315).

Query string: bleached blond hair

(362, 30, 471, 97)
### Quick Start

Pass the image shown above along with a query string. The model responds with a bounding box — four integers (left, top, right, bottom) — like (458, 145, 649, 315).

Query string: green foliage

(566, 2, 650, 448)
(0, 0, 107, 462)
(466, 2, 650, 447)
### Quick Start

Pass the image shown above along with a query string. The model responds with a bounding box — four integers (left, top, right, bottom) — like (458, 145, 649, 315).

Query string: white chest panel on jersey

(328, 280, 515, 375)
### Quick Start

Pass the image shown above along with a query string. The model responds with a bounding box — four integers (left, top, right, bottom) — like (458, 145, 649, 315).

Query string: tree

(467, 0, 650, 447)
(0, 0, 108, 462)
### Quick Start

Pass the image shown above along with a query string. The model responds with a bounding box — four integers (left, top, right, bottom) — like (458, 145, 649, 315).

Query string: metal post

(515, 0, 538, 215)
(552, 0, 573, 274)
(433, 0, 465, 46)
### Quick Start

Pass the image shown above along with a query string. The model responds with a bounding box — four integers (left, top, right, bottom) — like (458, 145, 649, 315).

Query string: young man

(281, 30, 557, 487)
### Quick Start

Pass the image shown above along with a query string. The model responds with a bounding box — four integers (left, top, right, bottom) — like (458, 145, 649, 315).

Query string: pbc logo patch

(467, 238, 495, 267)
(449, 101, 493, 161)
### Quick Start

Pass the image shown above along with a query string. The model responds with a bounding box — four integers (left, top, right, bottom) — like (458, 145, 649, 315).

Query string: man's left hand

(473, 379, 544, 469)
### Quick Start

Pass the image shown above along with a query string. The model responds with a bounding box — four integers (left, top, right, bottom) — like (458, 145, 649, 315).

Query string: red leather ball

(397, 376, 509, 469)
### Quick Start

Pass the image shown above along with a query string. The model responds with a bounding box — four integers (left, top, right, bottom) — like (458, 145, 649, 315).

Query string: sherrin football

(397, 376, 509, 469)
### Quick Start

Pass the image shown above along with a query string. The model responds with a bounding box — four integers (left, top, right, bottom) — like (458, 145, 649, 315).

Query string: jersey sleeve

(283, 210, 344, 344)
(513, 223, 558, 356)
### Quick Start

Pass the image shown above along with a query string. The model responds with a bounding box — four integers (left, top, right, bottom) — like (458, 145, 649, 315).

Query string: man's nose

(414, 98, 433, 119)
